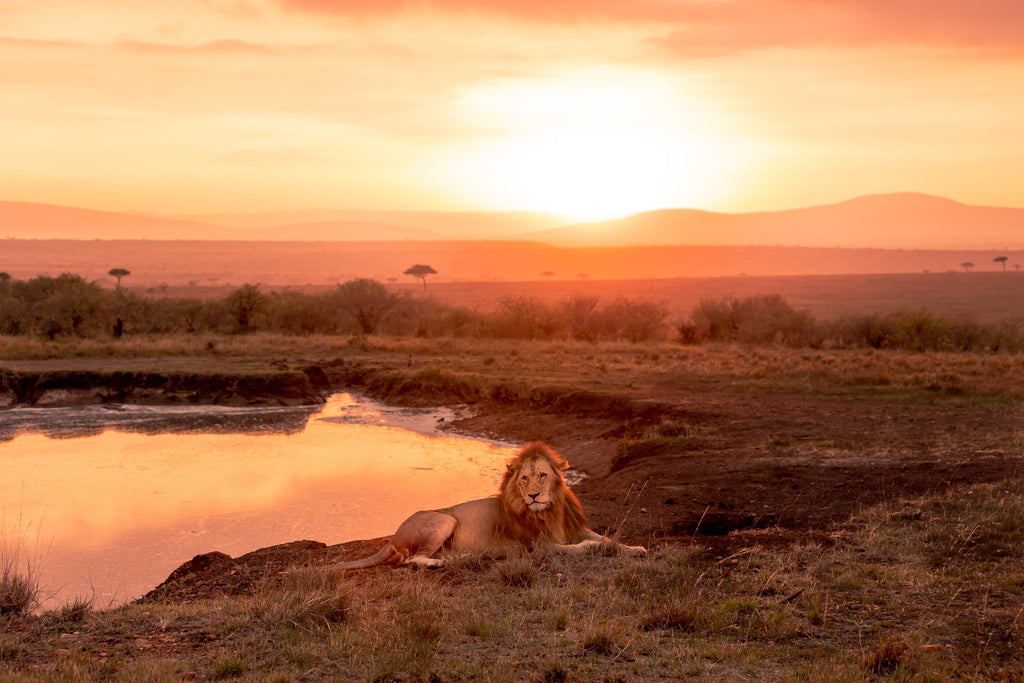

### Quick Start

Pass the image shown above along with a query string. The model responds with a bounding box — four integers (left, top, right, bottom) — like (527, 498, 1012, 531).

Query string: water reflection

(0, 401, 320, 442)
(0, 394, 517, 609)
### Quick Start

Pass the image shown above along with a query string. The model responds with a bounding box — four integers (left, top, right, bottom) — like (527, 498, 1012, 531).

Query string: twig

(758, 568, 781, 598)
(781, 589, 804, 604)
(693, 505, 711, 538)
(716, 547, 756, 565)
(613, 480, 648, 540)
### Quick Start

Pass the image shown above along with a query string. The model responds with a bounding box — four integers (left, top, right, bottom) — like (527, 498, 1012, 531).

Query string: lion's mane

(496, 441, 587, 545)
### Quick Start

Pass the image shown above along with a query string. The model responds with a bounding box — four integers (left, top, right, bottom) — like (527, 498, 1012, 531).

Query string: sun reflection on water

(0, 394, 517, 608)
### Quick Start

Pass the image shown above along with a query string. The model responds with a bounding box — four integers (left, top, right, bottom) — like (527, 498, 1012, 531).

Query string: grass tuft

(497, 555, 537, 588)
(639, 604, 699, 632)
(42, 596, 92, 628)
(212, 655, 247, 680)
(0, 530, 39, 618)
(252, 568, 350, 631)
(865, 633, 913, 676)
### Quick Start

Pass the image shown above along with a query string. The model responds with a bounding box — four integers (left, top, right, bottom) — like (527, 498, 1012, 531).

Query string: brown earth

(138, 368, 1024, 604)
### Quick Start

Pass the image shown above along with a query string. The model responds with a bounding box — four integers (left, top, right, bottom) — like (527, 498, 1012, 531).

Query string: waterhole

(0, 394, 517, 609)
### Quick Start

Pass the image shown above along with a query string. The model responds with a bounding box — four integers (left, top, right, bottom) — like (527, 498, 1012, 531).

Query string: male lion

(332, 441, 646, 570)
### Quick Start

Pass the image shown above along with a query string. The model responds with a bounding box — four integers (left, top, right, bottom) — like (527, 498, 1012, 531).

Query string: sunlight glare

(437, 69, 742, 221)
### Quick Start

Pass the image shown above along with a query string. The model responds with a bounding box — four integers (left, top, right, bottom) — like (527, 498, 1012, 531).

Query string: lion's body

(332, 442, 646, 570)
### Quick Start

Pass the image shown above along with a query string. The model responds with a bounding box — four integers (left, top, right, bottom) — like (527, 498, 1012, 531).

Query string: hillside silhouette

(2, 193, 1023, 247)
(528, 193, 1024, 249)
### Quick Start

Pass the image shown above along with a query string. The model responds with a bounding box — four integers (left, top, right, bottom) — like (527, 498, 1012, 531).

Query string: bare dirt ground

(453, 390, 1023, 541)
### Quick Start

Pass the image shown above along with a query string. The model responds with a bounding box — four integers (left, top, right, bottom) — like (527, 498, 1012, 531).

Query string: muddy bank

(0, 365, 332, 408)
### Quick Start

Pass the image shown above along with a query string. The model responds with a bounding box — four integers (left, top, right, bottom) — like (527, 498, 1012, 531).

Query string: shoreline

(0, 364, 332, 409)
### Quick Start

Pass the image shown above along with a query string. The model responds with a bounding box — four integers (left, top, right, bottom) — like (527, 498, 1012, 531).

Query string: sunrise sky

(2, 0, 1024, 221)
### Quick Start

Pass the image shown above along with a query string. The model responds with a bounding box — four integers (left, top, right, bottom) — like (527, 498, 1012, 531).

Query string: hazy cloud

(280, 0, 1024, 54)
(658, 0, 1024, 55)
(116, 38, 278, 53)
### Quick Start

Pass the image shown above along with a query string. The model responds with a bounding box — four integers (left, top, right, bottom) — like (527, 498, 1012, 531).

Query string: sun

(434, 69, 741, 222)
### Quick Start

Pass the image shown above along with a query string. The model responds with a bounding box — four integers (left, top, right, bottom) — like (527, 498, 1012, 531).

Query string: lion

(331, 441, 646, 570)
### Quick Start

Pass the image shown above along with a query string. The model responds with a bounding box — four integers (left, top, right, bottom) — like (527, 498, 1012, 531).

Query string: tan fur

(331, 441, 646, 570)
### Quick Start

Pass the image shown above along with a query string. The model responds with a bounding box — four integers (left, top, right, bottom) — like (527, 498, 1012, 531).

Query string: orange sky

(2, 0, 1023, 221)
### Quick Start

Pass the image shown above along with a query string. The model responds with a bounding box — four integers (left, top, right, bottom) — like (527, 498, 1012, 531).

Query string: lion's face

(515, 456, 559, 512)
(498, 442, 587, 544)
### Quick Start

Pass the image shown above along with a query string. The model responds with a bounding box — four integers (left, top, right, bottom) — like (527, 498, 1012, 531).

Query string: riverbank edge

(0, 365, 333, 408)
(1, 357, 663, 604)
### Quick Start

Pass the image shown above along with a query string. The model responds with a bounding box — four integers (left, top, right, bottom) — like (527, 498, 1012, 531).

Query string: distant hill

(0, 201, 217, 240)
(3, 193, 1023, 247)
(0, 202, 445, 241)
(178, 209, 565, 238)
(529, 193, 1024, 249)
(220, 220, 442, 241)
(0, 202, 561, 241)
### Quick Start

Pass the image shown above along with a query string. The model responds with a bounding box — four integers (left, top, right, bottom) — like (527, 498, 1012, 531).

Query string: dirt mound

(139, 539, 387, 604)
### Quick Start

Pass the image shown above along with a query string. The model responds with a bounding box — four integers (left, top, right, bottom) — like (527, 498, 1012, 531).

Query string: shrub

(332, 278, 401, 336)
(561, 293, 601, 341)
(604, 298, 670, 342)
(833, 313, 894, 349)
(891, 309, 954, 352)
(689, 294, 818, 346)
(481, 296, 563, 340)
(265, 290, 339, 335)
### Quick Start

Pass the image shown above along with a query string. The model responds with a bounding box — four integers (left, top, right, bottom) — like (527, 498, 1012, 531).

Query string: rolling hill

(529, 193, 1024, 249)
(2, 193, 1023, 248)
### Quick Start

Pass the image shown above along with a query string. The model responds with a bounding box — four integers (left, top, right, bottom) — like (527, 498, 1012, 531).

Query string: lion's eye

(539, 472, 547, 480)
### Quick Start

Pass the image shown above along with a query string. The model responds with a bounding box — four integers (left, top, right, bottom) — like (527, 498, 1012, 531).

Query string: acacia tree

(994, 256, 1009, 271)
(108, 268, 130, 289)
(960, 262, 974, 272)
(404, 264, 437, 291)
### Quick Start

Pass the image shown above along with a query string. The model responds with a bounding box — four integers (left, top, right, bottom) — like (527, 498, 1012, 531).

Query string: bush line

(3, 274, 1024, 353)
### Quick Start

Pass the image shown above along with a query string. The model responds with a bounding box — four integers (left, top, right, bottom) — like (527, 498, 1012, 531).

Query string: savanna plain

(2, 273, 1024, 682)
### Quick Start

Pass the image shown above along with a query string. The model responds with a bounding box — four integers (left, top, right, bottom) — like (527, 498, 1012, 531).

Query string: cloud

(278, 0, 674, 22)
(279, 0, 1024, 54)
(657, 0, 1024, 56)
(116, 38, 279, 53)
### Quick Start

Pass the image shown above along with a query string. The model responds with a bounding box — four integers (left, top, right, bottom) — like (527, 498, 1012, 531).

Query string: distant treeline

(1, 273, 1023, 353)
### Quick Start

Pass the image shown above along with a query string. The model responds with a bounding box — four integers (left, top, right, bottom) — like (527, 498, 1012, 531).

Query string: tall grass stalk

(0, 517, 40, 618)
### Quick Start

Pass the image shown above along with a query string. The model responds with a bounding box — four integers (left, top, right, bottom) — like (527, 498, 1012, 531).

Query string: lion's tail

(331, 543, 401, 571)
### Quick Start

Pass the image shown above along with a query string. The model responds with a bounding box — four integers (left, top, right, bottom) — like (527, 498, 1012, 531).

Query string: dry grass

(6, 333, 1024, 409)
(2, 480, 1022, 680)
(0, 520, 40, 620)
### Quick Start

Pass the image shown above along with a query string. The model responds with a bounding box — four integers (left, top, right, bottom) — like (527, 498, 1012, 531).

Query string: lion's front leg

(553, 530, 647, 557)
